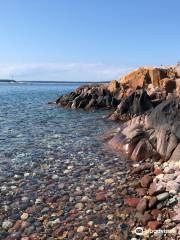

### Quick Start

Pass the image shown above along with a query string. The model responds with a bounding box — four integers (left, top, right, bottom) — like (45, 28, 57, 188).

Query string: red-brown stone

(136, 198, 148, 213)
(95, 192, 106, 202)
(168, 210, 177, 219)
(131, 139, 154, 161)
(136, 188, 147, 197)
(138, 212, 153, 225)
(124, 197, 140, 207)
(148, 182, 165, 196)
(132, 163, 153, 174)
(140, 174, 153, 188)
(148, 197, 157, 209)
(154, 167, 163, 175)
(151, 209, 162, 219)
(53, 226, 67, 236)
(9, 220, 22, 232)
(147, 221, 162, 230)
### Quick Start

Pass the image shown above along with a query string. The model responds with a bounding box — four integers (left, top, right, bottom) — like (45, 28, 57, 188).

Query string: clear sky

(0, 0, 179, 81)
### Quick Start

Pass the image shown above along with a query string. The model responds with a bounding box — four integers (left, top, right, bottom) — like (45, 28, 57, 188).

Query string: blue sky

(0, 0, 179, 81)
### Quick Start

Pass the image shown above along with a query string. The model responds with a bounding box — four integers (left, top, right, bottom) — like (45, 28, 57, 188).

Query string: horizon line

(0, 79, 111, 83)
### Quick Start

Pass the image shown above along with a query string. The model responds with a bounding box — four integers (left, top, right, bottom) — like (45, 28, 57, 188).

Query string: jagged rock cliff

(55, 65, 180, 162)
(56, 66, 179, 119)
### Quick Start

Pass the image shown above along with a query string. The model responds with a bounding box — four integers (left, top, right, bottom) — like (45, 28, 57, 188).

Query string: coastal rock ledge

(55, 65, 180, 238)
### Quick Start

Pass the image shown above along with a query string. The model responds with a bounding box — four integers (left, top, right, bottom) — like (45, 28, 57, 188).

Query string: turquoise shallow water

(0, 82, 118, 170)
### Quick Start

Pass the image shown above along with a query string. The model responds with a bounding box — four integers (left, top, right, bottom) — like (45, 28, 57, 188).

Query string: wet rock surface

(56, 83, 119, 111)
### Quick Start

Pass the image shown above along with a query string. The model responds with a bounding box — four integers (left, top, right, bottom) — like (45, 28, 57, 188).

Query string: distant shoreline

(0, 79, 16, 83)
(0, 80, 110, 84)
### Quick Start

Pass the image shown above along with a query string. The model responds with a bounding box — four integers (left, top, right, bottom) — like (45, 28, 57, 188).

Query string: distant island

(0, 79, 16, 83)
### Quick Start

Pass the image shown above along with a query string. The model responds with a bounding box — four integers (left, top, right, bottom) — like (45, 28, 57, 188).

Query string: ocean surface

(0, 83, 118, 167)
(0, 83, 127, 238)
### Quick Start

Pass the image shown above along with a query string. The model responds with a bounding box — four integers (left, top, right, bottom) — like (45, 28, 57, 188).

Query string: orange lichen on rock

(119, 67, 170, 90)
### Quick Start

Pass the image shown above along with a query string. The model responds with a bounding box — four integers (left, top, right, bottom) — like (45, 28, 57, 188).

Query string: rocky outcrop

(107, 80, 120, 94)
(55, 67, 180, 164)
(119, 66, 175, 90)
(54, 65, 180, 237)
(120, 67, 150, 89)
(107, 94, 180, 238)
(55, 67, 180, 163)
(109, 97, 180, 161)
(175, 63, 180, 78)
(56, 84, 119, 110)
(107, 97, 180, 236)
(108, 89, 153, 121)
(55, 65, 179, 118)
(146, 97, 180, 139)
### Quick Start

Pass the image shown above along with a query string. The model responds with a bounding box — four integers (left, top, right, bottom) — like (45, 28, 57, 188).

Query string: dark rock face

(164, 79, 176, 93)
(116, 89, 153, 118)
(56, 84, 119, 110)
(56, 92, 79, 106)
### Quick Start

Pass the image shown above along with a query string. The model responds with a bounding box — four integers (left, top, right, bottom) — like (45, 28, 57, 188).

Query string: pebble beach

(0, 83, 131, 239)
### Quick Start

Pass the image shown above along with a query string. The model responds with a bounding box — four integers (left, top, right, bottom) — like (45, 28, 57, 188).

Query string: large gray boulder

(108, 97, 180, 161)
(156, 127, 178, 160)
(169, 143, 180, 162)
(146, 97, 180, 139)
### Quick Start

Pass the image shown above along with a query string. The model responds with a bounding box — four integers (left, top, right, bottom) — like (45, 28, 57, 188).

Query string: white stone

(88, 221, 93, 226)
(92, 233, 98, 237)
(1, 186, 7, 191)
(67, 165, 73, 170)
(107, 214, 114, 220)
(21, 197, 29, 202)
(49, 218, 60, 226)
(52, 174, 58, 180)
(14, 174, 21, 179)
(24, 172, 30, 177)
(105, 178, 114, 184)
(81, 196, 90, 202)
(76, 187, 81, 191)
(2, 220, 13, 229)
(35, 198, 41, 204)
(77, 226, 86, 233)
(21, 213, 29, 220)
(64, 169, 70, 174)
(75, 203, 84, 210)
